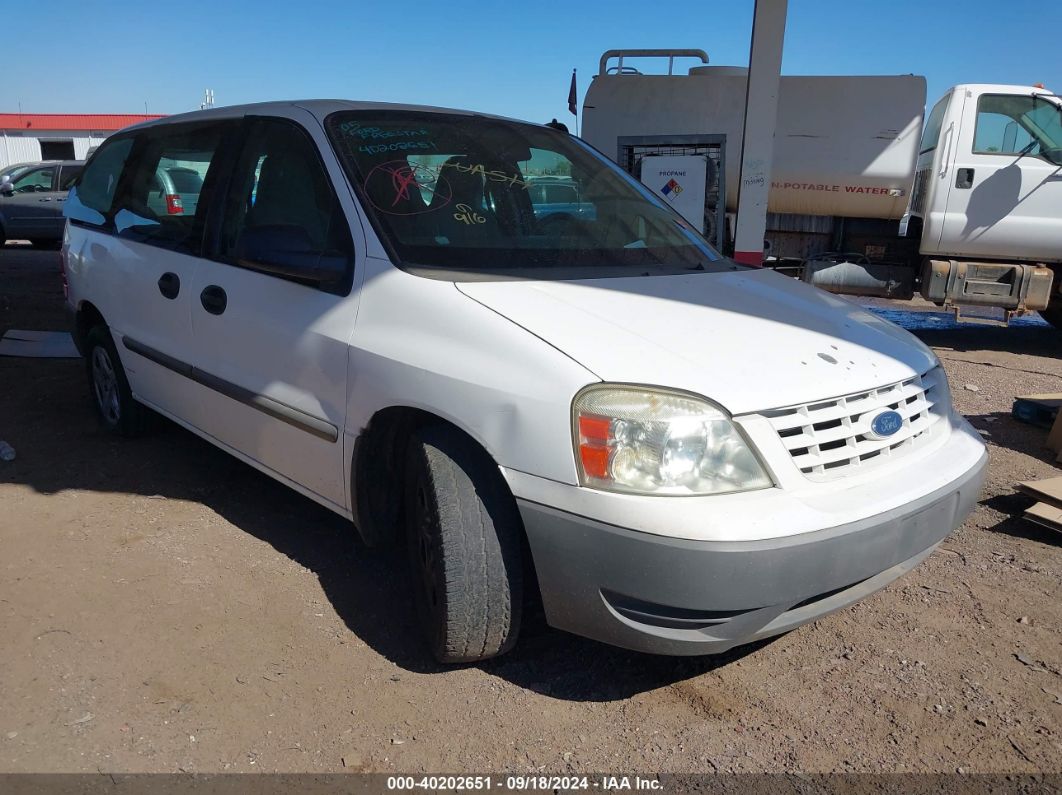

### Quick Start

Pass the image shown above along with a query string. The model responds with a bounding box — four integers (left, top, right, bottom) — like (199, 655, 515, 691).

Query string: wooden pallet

(1011, 393, 1062, 429)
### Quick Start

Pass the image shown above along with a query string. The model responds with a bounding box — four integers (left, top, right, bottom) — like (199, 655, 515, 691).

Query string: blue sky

(5, 0, 1060, 122)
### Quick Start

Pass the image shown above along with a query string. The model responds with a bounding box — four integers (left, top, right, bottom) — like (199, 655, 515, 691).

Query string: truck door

(936, 90, 1062, 262)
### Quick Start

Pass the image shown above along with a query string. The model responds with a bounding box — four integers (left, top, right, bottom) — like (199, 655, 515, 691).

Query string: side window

(219, 118, 353, 291)
(58, 165, 83, 191)
(974, 95, 1039, 155)
(70, 137, 135, 225)
(10, 166, 56, 193)
(114, 122, 228, 254)
(919, 96, 949, 154)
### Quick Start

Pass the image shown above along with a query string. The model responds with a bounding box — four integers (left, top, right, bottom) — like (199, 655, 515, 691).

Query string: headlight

(573, 385, 773, 496)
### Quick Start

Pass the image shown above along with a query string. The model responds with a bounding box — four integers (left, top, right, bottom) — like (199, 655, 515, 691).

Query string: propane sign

(640, 155, 708, 233)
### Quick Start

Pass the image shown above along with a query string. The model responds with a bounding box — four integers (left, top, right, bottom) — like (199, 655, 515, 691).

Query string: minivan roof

(3, 160, 84, 167)
(121, 100, 531, 133)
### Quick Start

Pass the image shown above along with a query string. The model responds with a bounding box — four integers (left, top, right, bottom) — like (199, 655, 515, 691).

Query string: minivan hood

(456, 268, 937, 415)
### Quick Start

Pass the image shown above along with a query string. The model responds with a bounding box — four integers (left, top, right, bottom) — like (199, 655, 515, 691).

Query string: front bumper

(519, 449, 987, 655)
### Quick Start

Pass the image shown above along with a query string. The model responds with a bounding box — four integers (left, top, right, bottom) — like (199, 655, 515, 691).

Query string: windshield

(0, 164, 30, 182)
(325, 111, 723, 277)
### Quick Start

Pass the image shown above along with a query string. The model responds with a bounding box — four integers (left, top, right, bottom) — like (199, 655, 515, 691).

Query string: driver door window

(218, 116, 352, 289)
(11, 167, 56, 192)
(972, 95, 1061, 158)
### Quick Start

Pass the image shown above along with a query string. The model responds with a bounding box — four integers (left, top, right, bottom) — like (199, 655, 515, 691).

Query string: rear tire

(85, 325, 149, 437)
(403, 425, 523, 663)
(1039, 304, 1062, 330)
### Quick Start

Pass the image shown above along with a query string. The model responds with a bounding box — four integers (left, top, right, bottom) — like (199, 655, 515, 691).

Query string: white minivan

(63, 101, 987, 663)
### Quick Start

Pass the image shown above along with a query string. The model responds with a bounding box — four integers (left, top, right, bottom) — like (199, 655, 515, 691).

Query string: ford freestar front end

(64, 101, 986, 663)
(456, 269, 986, 654)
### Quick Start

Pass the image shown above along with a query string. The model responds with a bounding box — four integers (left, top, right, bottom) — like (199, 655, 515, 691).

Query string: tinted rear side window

(58, 165, 83, 190)
(67, 137, 135, 225)
(114, 122, 230, 254)
(165, 167, 204, 193)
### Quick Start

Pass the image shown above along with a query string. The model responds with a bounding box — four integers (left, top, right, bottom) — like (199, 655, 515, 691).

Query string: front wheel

(85, 325, 149, 437)
(403, 425, 524, 663)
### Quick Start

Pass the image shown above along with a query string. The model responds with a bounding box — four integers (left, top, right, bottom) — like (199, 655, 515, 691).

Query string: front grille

(761, 368, 948, 479)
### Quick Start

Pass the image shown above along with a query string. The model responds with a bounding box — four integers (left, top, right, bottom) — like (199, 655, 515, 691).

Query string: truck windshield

(325, 111, 722, 277)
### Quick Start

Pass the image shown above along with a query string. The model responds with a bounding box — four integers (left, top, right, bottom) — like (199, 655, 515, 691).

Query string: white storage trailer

(583, 50, 1062, 326)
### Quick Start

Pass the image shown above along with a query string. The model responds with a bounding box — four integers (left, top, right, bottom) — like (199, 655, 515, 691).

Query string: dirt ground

(0, 243, 1059, 776)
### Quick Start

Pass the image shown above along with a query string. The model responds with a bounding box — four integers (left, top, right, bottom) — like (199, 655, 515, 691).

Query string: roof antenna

(200, 89, 215, 111)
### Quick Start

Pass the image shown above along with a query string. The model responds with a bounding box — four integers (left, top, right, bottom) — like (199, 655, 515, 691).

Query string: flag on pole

(567, 69, 577, 116)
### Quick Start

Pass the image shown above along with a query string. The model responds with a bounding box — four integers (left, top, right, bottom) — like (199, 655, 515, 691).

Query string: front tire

(85, 325, 148, 437)
(403, 425, 524, 663)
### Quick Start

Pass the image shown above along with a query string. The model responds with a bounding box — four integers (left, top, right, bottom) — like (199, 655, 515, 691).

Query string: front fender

(345, 259, 599, 486)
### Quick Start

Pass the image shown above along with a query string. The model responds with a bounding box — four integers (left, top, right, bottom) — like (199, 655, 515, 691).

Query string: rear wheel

(1040, 304, 1062, 330)
(403, 425, 523, 663)
(85, 325, 149, 437)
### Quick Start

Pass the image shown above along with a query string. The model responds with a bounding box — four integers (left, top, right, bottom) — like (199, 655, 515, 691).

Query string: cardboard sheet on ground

(1017, 476, 1062, 508)
(1024, 501, 1062, 532)
(0, 330, 80, 359)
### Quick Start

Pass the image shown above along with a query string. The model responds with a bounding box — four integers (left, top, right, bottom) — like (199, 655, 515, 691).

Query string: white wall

(0, 131, 108, 169)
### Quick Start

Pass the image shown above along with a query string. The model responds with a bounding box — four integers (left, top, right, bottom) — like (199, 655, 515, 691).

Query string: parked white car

(63, 101, 987, 663)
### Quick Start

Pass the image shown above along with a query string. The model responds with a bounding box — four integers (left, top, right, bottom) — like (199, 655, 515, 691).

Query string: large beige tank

(582, 67, 926, 220)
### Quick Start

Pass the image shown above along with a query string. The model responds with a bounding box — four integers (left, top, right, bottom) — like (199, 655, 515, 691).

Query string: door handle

(38, 198, 53, 202)
(157, 272, 180, 300)
(956, 168, 975, 189)
(56, 197, 65, 202)
(200, 285, 227, 315)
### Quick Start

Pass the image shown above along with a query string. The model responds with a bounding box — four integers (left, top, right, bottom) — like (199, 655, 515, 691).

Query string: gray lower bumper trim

(518, 451, 987, 655)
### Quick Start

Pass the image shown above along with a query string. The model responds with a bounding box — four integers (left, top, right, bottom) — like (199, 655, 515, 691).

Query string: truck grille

(761, 368, 948, 479)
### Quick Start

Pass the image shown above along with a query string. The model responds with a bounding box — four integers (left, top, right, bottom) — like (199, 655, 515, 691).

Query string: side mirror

(0, 177, 13, 197)
(234, 224, 348, 285)
(1041, 147, 1062, 167)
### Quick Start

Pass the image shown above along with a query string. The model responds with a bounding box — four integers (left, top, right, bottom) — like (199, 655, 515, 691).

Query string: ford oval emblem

(869, 410, 903, 439)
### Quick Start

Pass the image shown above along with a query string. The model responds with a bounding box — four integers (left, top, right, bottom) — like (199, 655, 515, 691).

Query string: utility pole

(733, 0, 788, 266)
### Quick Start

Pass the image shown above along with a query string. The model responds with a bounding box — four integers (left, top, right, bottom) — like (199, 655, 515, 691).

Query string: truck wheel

(1039, 305, 1062, 330)
(403, 424, 523, 663)
(85, 325, 149, 437)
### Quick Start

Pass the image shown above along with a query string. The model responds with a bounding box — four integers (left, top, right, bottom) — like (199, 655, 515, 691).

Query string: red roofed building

(0, 113, 165, 168)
